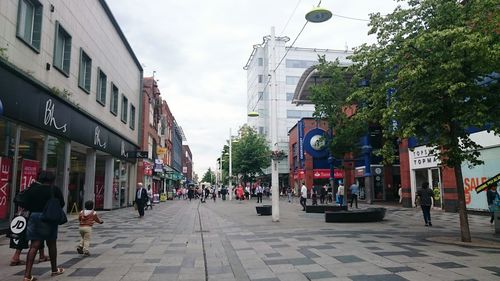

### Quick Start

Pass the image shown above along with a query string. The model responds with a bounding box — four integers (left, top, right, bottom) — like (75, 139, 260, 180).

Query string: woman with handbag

(21, 170, 65, 281)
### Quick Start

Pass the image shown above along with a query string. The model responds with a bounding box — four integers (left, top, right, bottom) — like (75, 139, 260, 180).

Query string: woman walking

(415, 182, 434, 226)
(22, 171, 65, 281)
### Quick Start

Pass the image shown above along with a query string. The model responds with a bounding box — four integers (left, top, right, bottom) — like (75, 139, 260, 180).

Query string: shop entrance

(68, 150, 86, 213)
(414, 168, 442, 209)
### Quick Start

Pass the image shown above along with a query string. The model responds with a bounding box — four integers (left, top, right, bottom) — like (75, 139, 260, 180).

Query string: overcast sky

(106, 0, 400, 178)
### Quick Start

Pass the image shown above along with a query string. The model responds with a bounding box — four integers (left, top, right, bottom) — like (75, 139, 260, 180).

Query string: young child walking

(77, 200, 103, 256)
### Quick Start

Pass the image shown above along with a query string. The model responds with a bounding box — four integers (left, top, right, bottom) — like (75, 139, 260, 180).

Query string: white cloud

(106, 0, 400, 177)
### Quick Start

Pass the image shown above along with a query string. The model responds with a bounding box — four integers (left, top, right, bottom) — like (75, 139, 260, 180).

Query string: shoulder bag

(41, 185, 68, 225)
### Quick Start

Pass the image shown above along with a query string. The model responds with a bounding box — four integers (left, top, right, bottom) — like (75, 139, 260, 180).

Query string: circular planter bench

(325, 208, 386, 223)
(305, 205, 347, 213)
(256, 205, 272, 216)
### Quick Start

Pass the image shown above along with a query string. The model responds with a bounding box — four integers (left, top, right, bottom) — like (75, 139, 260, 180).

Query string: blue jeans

(421, 205, 431, 224)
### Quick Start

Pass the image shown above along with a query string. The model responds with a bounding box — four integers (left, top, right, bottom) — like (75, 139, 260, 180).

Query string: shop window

(16, 0, 43, 52)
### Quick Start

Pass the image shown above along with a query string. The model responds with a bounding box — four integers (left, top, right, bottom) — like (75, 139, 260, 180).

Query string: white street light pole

(270, 26, 280, 222)
(229, 128, 233, 201)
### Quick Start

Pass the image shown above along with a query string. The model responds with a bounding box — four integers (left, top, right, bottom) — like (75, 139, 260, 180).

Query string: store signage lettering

(0, 157, 11, 220)
(44, 99, 67, 132)
(120, 141, 128, 157)
(93, 126, 107, 148)
(475, 172, 500, 193)
(410, 146, 439, 169)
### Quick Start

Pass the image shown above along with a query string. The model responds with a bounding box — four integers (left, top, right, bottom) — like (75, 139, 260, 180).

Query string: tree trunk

(454, 164, 472, 242)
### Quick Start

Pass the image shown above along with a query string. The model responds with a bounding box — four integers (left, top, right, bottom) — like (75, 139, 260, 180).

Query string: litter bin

(495, 211, 500, 234)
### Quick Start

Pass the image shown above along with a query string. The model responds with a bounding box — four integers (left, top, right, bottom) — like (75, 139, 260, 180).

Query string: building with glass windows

(0, 0, 142, 230)
(244, 34, 351, 187)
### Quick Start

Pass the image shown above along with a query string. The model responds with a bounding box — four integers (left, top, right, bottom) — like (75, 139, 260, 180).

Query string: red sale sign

(95, 175, 105, 209)
(20, 159, 40, 191)
(0, 157, 12, 220)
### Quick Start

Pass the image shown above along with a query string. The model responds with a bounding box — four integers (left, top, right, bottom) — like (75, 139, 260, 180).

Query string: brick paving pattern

(1, 197, 499, 281)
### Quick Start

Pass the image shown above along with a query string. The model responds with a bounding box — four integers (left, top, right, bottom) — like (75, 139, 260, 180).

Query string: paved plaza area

(1, 197, 500, 281)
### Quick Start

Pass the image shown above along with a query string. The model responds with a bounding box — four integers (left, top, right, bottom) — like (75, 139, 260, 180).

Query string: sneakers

(83, 251, 90, 257)
(76, 246, 83, 254)
(428, 222, 432, 226)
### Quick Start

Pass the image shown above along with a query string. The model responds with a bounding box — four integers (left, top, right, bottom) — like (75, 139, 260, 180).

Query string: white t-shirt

(301, 185, 307, 198)
(338, 185, 345, 196)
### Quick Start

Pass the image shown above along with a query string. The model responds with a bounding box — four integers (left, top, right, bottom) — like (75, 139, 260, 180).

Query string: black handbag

(41, 186, 67, 225)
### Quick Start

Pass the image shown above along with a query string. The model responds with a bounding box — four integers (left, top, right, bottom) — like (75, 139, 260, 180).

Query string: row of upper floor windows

(256, 58, 318, 69)
(16, 0, 136, 130)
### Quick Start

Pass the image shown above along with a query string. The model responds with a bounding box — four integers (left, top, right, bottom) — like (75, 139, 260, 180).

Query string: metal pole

(270, 26, 280, 222)
(229, 128, 233, 200)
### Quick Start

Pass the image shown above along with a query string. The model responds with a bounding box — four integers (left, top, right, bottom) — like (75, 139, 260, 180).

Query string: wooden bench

(305, 205, 347, 213)
(325, 208, 386, 223)
(256, 205, 272, 216)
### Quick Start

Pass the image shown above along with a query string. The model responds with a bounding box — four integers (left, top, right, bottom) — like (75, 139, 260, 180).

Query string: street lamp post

(249, 5, 332, 222)
(229, 128, 233, 201)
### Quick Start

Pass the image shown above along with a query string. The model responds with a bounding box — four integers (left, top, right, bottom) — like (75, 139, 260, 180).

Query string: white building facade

(244, 33, 351, 182)
(0, 0, 142, 230)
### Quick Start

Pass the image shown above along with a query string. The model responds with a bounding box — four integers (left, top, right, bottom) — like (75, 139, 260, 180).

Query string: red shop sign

(313, 169, 344, 179)
(20, 159, 40, 191)
(0, 157, 12, 220)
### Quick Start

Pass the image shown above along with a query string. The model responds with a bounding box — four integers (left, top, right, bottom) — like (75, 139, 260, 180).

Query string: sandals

(51, 268, 64, 276)
(38, 256, 50, 263)
(10, 259, 26, 266)
(23, 277, 37, 281)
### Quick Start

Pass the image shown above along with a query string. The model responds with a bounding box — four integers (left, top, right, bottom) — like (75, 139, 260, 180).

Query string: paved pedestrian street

(1, 198, 500, 281)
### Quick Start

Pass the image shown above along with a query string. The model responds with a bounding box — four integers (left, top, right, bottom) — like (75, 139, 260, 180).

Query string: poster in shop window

(0, 157, 12, 220)
(461, 147, 500, 211)
(94, 175, 105, 210)
(20, 159, 40, 192)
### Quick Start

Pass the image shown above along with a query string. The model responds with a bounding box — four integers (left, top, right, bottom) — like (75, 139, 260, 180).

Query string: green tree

(348, 0, 499, 242)
(310, 57, 367, 160)
(201, 168, 215, 185)
(232, 125, 271, 183)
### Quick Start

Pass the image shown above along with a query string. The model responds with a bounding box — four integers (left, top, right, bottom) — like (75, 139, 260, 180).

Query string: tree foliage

(350, 0, 500, 166)
(310, 57, 367, 160)
(231, 124, 271, 183)
(201, 168, 215, 185)
(311, 0, 499, 242)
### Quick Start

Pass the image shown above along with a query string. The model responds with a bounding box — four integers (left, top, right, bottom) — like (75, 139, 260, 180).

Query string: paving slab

(1, 197, 500, 281)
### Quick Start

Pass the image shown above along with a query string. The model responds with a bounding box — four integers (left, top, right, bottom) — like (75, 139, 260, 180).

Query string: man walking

(349, 181, 359, 209)
(256, 184, 263, 203)
(300, 182, 307, 211)
(416, 182, 434, 226)
(135, 182, 148, 218)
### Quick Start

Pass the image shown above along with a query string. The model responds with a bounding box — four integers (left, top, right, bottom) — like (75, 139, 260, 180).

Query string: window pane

(286, 76, 300, 85)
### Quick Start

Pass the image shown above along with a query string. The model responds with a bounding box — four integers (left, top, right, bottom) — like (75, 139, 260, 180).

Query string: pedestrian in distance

(398, 184, 403, 204)
(487, 184, 500, 224)
(256, 184, 263, 203)
(135, 182, 148, 218)
(286, 186, 293, 203)
(337, 182, 345, 206)
(21, 170, 65, 281)
(349, 181, 359, 209)
(415, 181, 434, 226)
(320, 184, 326, 204)
(300, 182, 307, 211)
(77, 200, 103, 256)
(145, 185, 153, 210)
